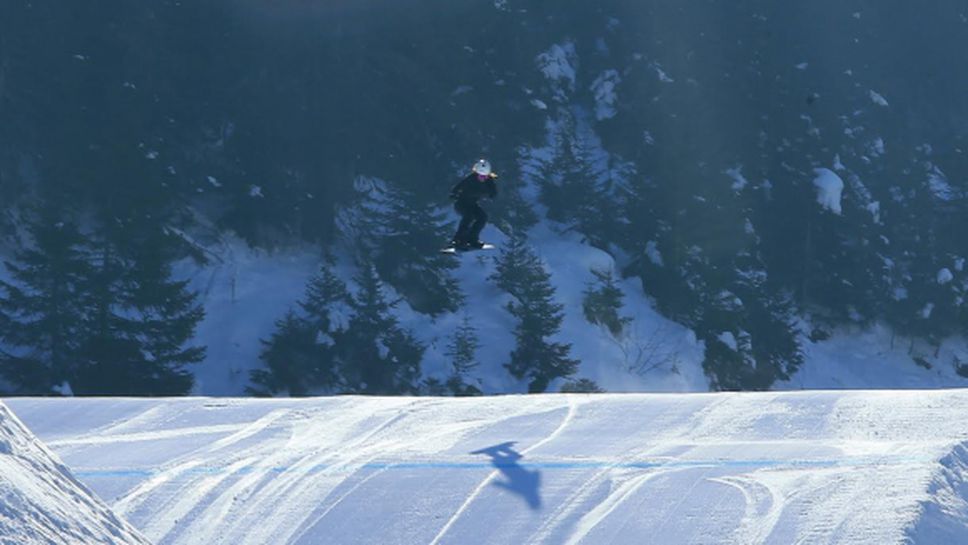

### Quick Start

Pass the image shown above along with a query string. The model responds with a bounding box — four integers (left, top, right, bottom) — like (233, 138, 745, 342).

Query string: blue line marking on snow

(72, 456, 931, 479)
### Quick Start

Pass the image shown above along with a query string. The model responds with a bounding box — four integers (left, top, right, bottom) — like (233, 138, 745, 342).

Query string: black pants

(453, 200, 487, 244)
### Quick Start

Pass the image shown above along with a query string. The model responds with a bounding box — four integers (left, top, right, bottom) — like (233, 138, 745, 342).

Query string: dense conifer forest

(2, 1, 968, 395)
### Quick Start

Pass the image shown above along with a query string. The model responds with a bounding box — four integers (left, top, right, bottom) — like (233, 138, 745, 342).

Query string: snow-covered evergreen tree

(582, 267, 630, 337)
(441, 314, 483, 396)
(342, 261, 424, 395)
(540, 113, 584, 226)
(877, 151, 968, 354)
(250, 264, 353, 396)
(492, 232, 578, 392)
(340, 176, 462, 316)
(701, 254, 803, 391)
(250, 311, 323, 397)
(532, 110, 634, 248)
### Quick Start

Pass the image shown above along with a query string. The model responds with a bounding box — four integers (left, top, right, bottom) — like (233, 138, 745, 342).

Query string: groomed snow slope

(0, 402, 151, 545)
(7, 392, 968, 545)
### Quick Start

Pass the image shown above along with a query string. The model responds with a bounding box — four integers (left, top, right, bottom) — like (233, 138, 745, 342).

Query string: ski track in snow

(113, 407, 293, 515)
(287, 464, 391, 544)
(227, 402, 426, 545)
(7, 392, 968, 545)
(559, 467, 685, 545)
(708, 474, 783, 544)
(528, 396, 742, 544)
(428, 396, 579, 545)
(147, 398, 424, 545)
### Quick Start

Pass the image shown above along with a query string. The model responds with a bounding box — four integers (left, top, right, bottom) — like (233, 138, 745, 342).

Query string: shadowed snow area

(7, 392, 968, 545)
(0, 402, 151, 545)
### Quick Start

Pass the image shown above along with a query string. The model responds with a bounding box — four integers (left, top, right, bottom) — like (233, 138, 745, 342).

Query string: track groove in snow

(429, 396, 580, 545)
(7, 391, 968, 545)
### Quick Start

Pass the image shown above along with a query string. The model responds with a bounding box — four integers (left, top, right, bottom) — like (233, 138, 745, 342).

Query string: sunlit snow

(8, 393, 968, 545)
(0, 403, 150, 545)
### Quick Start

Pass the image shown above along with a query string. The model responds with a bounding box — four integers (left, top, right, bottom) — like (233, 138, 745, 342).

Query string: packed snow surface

(8, 391, 968, 545)
(0, 402, 150, 545)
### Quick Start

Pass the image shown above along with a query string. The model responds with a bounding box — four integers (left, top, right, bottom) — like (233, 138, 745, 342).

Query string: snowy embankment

(7, 392, 968, 545)
(0, 402, 151, 545)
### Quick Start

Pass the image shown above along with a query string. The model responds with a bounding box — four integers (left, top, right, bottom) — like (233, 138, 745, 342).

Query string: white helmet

(472, 159, 492, 176)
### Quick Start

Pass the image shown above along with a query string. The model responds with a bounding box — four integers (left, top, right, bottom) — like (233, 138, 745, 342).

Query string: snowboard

(440, 243, 495, 254)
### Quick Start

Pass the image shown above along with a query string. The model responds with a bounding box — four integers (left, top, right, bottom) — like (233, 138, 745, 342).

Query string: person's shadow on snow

(470, 441, 541, 510)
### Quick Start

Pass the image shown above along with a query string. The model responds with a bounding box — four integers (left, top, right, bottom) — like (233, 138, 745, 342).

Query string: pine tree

(582, 267, 630, 337)
(0, 215, 91, 394)
(492, 232, 578, 392)
(560, 378, 605, 393)
(540, 109, 637, 249)
(378, 193, 463, 316)
(794, 180, 885, 325)
(251, 311, 320, 396)
(342, 176, 462, 316)
(123, 227, 206, 393)
(300, 266, 353, 336)
(634, 238, 706, 329)
(892, 254, 963, 356)
(694, 253, 803, 390)
(250, 265, 353, 396)
(701, 254, 803, 391)
(541, 111, 583, 226)
(73, 237, 135, 395)
(73, 223, 204, 396)
(442, 314, 483, 396)
(342, 262, 424, 394)
(880, 154, 967, 354)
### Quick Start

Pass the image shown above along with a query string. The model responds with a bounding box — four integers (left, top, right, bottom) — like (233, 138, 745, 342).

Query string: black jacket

(449, 173, 497, 205)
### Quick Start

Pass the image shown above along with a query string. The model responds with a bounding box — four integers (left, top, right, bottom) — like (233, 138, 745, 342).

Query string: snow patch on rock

(870, 90, 890, 106)
(725, 166, 749, 192)
(813, 168, 845, 215)
(536, 42, 578, 94)
(928, 167, 957, 202)
(591, 70, 621, 120)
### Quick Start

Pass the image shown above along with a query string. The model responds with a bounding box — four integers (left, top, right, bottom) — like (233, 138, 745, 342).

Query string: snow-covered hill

(0, 402, 150, 545)
(176, 231, 711, 396)
(8, 392, 968, 544)
(178, 233, 968, 397)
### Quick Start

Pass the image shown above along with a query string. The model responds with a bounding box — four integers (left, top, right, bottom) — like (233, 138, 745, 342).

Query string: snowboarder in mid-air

(447, 159, 498, 252)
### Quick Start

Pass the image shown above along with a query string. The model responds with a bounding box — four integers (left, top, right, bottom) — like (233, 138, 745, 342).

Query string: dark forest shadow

(470, 441, 541, 510)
